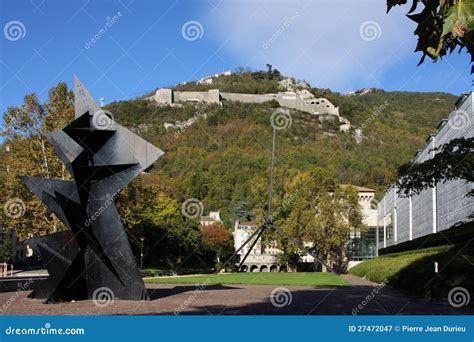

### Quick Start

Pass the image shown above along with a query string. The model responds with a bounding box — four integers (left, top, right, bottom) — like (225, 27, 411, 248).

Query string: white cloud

(205, 0, 416, 92)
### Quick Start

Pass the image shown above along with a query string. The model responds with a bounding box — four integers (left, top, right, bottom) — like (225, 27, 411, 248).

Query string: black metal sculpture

(21, 76, 163, 303)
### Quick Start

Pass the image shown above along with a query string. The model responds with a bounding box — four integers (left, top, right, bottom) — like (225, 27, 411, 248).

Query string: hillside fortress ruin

(148, 73, 357, 137)
(151, 87, 340, 116)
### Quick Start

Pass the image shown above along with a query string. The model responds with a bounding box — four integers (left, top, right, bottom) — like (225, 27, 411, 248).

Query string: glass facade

(349, 227, 377, 261)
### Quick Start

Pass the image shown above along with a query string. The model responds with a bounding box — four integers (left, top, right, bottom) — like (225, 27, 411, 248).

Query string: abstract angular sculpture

(21, 76, 163, 303)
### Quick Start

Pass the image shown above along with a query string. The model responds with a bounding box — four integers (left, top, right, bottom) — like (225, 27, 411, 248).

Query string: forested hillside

(107, 74, 458, 228)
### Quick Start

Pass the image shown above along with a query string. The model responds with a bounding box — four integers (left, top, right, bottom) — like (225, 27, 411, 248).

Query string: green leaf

(442, 0, 474, 37)
(457, 0, 474, 31)
(442, 4, 458, 36)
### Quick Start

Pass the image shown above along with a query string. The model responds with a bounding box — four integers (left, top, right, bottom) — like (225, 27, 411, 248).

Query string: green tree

(0, 230, 13, 262)
(117, 178, 201, 268)
(388, 0, 474, 72)
(1, 83, 74, 239)
(234, 201, 252, 221)
(261, 171, 365, 272)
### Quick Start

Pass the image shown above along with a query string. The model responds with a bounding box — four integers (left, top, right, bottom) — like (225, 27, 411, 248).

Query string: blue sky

(0, 0, 472, 118)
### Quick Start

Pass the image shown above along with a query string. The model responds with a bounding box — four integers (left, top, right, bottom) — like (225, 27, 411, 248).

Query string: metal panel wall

(377, 92, 473, 250)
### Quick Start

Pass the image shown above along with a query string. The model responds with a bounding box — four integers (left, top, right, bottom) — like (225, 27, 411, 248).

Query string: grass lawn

(350, 244, 474, 299)
(145, 272, 350, 286)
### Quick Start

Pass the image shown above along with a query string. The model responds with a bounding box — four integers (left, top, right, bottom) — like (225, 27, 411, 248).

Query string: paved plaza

(0, 276, 472, 315)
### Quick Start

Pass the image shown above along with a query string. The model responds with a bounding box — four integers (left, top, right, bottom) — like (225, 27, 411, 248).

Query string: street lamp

(140, 237, 144, 270)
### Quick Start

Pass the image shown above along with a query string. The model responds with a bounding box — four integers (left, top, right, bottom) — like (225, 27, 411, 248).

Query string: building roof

(200, 216, 217, 221)
(238, 221, 259, 226)
(341, 184, 376, 192)
(354, 186, 376, 192)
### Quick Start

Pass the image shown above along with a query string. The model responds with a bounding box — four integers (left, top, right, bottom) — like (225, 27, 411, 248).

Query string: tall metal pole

(267, 127, 276, 221)
(219, 126, 278, 273)
(140, 237, 144, 270)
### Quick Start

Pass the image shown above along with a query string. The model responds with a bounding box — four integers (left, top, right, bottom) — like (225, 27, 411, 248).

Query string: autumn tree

(199, 222, 233, 268)
(251, 169, 365, 272)
(1, 83, 74, 239)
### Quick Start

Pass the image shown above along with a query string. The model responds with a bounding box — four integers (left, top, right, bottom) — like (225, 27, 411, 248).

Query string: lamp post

(140, 237, 144, 270)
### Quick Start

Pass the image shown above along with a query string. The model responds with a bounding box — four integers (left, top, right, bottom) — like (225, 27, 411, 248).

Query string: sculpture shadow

(147, 284, 241, 300)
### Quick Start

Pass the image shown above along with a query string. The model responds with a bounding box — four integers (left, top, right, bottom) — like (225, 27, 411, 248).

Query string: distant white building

(197, 70, 232, 85)
(200, 211, 222, 226)
(232, 221, 281, 272)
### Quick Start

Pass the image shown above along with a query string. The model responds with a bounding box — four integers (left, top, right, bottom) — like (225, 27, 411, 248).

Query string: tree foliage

(199, 222, 233, 267)
(110, 78, 456, 228)
(397, 137, 474, 195)
(117, 178, 201, 268)
(1, 83, 74, 239)
(388, 0, 474, 72)
(252, 169, 366, 273)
